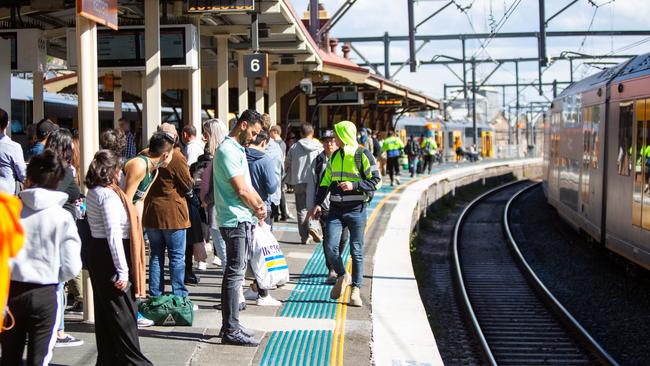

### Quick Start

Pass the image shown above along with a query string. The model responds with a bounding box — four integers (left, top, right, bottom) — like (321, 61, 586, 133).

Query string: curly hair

(99, 128, 126, 156)
(84, 150, 121, 189)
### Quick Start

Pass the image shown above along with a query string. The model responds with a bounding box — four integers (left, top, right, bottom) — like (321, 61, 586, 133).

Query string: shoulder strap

(355, 148, 366, 179)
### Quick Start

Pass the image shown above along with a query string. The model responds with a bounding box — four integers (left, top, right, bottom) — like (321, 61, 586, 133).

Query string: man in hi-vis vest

(308, 121, 381, 307)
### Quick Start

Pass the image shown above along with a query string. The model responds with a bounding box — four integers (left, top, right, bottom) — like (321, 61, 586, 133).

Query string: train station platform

(50, 158, 541, 366)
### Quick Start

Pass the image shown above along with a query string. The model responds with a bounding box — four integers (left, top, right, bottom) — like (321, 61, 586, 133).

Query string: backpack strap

(354, 147, 366, 180)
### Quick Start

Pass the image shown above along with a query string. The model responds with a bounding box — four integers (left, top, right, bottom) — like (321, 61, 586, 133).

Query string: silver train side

(543, 52, 650, 270)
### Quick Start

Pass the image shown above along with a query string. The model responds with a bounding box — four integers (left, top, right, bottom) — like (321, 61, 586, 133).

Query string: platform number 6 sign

(244, 53, 268, 78)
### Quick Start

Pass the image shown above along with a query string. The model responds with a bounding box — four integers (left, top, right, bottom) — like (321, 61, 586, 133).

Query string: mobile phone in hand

(110, 274, 131, 293)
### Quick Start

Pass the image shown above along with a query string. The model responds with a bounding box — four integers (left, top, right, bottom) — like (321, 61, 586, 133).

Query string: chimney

(342, 43, 351, 59)
(329, 38, 339, 54)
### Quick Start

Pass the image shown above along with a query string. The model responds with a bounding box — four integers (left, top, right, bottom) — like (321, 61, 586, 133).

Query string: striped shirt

(86, 186, 130, 281)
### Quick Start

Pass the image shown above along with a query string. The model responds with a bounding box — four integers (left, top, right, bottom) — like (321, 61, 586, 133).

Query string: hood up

(19, 188, 68, 212)
(335, 121, 358, 154)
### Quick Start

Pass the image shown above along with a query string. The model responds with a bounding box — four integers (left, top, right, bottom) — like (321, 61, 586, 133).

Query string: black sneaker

(185, 273, 200, 286)
(222, 329, 259, 347)
(218, 325, 254, 338)
(55, 335, 84, 348)
(65, 301, 83, 315)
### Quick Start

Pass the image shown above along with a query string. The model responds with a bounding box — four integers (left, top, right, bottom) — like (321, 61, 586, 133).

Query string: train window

(632, 100, 645, 228)
(591, 104, 601, 169)
(618, 102, 633, 176)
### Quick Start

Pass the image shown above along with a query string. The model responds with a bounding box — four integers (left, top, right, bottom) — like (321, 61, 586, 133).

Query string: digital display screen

(98, 31, 138, 61)
(0, 33, 18, 70)
(97, 27, 186, 68)
(187, 0, 255, 13)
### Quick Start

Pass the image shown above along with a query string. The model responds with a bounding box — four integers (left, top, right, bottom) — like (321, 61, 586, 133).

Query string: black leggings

(1, 282, 58, 366)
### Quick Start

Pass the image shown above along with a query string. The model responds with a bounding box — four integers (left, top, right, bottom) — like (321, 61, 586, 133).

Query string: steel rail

(451, 179, 526, 365)
(503, 182, 620, 366)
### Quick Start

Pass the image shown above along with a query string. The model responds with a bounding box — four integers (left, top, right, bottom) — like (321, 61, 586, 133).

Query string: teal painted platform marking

(260, 174, 417, 364)
(280, 243, 350, 319)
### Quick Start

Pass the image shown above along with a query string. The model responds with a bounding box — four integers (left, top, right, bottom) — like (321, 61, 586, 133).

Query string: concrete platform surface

(44, 159, 538, 366)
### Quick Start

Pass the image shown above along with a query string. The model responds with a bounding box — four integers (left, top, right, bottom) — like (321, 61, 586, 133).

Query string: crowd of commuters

(0, 103, 459, 359)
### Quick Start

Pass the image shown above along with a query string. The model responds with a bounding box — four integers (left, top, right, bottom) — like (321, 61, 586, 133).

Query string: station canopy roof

(0, 0, 323, 72)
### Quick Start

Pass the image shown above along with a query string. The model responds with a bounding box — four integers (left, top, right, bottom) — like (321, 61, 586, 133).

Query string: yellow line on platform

(330, 176, 423, 365)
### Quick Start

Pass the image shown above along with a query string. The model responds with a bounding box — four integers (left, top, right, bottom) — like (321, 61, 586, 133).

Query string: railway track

(451, 180, 619, 366)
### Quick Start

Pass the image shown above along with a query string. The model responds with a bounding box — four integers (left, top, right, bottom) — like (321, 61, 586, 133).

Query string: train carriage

(544, 53, 650, 270)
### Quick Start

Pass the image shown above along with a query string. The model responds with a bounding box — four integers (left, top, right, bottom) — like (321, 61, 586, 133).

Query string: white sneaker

(212, 256, 222, 267)
(256, 295, 282, 306)
(243, 288, 259, 301)
(197, 261, 208, 271)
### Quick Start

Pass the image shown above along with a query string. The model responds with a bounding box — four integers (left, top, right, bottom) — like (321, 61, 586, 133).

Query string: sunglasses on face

(162, 132, 177, 144)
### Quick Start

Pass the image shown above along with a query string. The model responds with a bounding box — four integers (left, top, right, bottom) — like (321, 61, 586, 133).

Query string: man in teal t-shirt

(213, 109, 266, 347)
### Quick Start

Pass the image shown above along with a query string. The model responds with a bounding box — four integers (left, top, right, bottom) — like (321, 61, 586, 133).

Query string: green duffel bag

(139, 295, 194, 326)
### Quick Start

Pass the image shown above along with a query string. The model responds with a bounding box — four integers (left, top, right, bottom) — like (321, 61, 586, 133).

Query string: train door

(632, 99, 650, 230)
(579, 105, 602, 229)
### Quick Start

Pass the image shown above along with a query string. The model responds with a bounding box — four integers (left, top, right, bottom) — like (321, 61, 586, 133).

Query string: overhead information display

(96, 27, 186, 68)
(186, 0, 255, 13)
(67, 25, 198, 70)
(98, 31, 138, 61)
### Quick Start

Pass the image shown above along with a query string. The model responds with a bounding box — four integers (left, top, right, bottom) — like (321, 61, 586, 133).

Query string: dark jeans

(323, 204, 367, 288)
(220, 222, 254, 331)
(387, 156, 400, 182)
(422, 154, 434, 174)
(408, 155, 419, 177)
(320, 212, 349, 271)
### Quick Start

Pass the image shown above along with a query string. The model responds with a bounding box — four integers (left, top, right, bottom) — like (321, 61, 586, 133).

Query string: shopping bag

(251, 223, 289, 290)
(139, 295, 194, 326)
(193, 242, 208, 262)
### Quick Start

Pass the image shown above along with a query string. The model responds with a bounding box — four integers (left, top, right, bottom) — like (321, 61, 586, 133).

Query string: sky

(291, 0, 650, 109)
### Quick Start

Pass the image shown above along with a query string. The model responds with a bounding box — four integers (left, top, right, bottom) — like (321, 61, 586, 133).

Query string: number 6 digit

(251, 59, 260, 72)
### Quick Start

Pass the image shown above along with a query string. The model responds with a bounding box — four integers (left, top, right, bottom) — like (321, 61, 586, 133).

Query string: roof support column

(238, 52, 249, 115)
(255, 82, 265, 113)
(188, 17, 202, 132)
(216, 35, 230, 126)
(32, 71, 44, 122)
(113, 71, 122, 129)
(0, 39, 10, 137)
(76, 14, 100, 325)
(299, 94, 307, 122)
(383, 32, 390, 79)
(268, 71, 278, 125)
(144, 0, 162, 144)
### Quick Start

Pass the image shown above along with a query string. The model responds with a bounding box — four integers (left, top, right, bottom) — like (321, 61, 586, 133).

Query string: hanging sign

(244, 53, 268, 78)
(77, 0, 118, 31)
(187, 0, 255, 13)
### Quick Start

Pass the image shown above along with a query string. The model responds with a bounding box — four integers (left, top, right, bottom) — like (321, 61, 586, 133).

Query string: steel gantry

(340, 0, 647, 145)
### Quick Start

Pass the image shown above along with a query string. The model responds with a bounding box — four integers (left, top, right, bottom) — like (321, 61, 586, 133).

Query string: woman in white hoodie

(0, 149, 82, 366)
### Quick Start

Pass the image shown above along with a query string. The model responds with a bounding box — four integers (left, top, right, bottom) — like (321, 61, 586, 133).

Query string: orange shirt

(0, 192, 24, 331)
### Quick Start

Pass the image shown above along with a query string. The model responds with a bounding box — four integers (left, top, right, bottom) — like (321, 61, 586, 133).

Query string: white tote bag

(251, 223, 290, 290)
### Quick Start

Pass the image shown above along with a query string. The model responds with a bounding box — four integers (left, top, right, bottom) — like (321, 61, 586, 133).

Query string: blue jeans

(323, 205, 367, 288)
(210, 228, 227, 264)
(146, 229, 188, 297)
